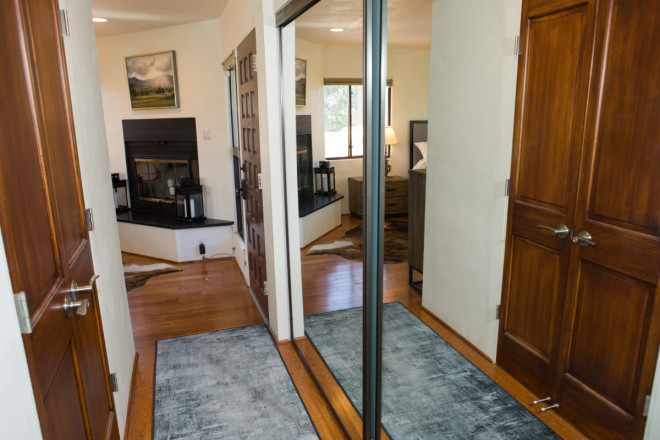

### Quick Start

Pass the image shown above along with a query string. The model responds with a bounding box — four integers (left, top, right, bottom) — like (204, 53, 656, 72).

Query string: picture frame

(125, 50, 179, 110)
(295, 58, 307, 106)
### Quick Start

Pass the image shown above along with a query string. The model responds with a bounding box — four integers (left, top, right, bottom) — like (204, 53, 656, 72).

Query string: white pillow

(413, 142, 428, 169)
(413, 158, 427, 169)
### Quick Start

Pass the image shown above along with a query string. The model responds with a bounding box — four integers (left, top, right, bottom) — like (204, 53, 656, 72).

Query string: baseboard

(123, 352, 140, 440)
(420, 305, 494, 364)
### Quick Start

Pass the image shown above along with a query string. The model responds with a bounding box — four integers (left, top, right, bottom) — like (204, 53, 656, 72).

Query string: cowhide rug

(306, 218, 408, 264)
(123, 263, 182, 292)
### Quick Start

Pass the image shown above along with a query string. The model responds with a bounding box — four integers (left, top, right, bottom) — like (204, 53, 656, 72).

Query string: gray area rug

(304, 303, 560, 439)
(153, 324, 318, 439)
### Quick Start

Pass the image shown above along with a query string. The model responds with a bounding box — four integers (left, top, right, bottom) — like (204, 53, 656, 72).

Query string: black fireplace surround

(123, 118, 200, 215)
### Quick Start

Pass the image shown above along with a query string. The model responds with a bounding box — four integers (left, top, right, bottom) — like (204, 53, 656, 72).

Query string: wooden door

(553, 2, 660, 439)
(0, 0, 119, 439)
(498, 0, 597, 396)
(238, 30, 268, 319)
(499, 0, 660, 439)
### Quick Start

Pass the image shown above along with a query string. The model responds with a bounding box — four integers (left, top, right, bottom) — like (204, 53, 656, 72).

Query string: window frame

(323, 79, 392, 160)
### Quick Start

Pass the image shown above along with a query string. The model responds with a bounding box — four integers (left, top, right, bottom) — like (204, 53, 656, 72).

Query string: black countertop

(117, 210, 233, 230)
(299, 193, 344, 218)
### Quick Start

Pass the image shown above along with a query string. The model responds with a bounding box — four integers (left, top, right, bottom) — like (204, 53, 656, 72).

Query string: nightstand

(348, 175, 408, 217)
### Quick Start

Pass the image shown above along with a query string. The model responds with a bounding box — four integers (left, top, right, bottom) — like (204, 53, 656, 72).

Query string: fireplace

(296, 115, 313, 202)
(123, 118, 199, 214)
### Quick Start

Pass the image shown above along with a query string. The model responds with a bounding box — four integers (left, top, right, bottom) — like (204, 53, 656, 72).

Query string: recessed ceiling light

(329, 28, 345, 32)
(92, 17, 108, 23)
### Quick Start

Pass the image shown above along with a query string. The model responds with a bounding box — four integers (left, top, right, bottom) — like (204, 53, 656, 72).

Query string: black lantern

(111, 173, 129, 213)
(314, 164, 336, 195)
(175, 179, 205, 221)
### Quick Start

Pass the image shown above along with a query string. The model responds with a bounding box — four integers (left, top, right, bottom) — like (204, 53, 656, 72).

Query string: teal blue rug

(304, 302, 559, 439)
(153, 324, 318, 439)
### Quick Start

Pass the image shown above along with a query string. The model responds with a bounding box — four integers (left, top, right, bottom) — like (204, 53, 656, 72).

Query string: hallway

(123, 233, 586, 439)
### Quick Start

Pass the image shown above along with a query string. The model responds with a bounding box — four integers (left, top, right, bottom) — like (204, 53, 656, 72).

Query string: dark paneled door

(0, 0, 118, 438)
(238, 30, 268, 320)
(499, 1, 660, 439)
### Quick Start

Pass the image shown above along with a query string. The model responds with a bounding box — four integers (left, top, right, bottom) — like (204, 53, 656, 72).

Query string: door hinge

(109, 373, 119, 392)
(257, 173, 263, 190)
(514, 35, 521, 56)
(14, 292, 32, 334)
(263, 281, 268, 296)
(505, 178, 511, 196)
(59, 9, 70, 37)
(495, 304, 501, 320)
(643, 394, 651, 417)
(252, 54, 258, 73)
(84, 208, 94, 231)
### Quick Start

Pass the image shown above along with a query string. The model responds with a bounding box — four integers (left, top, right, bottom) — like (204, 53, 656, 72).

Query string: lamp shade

(385, 126, 398, 145)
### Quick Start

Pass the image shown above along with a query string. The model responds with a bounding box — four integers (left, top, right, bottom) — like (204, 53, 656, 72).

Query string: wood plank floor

(123, 214, 587, 439)
(122, 253, 345, 439)
(299, 215, 588, 440)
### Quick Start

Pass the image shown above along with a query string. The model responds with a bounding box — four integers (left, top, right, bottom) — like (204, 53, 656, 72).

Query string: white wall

(421, 0, 520, 361)
(0, 231, 42, 438)
(96, 20, 235, 226)
(220, 0, 291, 341)
(298, 43, 430, 214)
(60, 0, 137, 435)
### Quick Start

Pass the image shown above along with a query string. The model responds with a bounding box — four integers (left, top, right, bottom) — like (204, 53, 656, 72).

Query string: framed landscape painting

(125, 50, 179, 109)
(295, 58, 306, 106)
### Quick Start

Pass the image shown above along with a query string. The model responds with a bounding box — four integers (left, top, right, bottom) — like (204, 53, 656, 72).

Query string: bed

(408, 120, 427, 293)
(409, 120, 428, 169)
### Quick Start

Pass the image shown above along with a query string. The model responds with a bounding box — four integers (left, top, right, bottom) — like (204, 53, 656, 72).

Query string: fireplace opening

(123, 118, 199, 215)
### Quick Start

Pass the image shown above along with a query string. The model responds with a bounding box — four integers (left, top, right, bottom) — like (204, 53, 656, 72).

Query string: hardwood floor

(123, 214, 587, 439)
(122, 253, 345, 439)
(299, 215, 588, 440)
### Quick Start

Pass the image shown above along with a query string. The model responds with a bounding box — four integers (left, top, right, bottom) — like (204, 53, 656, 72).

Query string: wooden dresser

(408, 169, 426, 292)
(348, 175, 408, 217)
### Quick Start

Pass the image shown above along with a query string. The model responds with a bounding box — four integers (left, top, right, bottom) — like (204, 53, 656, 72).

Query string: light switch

(202, 129, 212, 140)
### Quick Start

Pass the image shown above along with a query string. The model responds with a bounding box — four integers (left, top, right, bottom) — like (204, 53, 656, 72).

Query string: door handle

(535, 224, 570, 239)
(572, 230, 596, 247)
(64, 295, 90, 317)
(540, 403, 560, 412)
(67, 274, 99, 295)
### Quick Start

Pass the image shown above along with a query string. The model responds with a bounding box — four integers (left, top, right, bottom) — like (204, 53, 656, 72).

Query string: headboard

(409, 120, 428, 169)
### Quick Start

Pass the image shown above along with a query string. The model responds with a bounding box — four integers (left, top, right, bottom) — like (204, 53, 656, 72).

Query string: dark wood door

(0, 0, 118, 439)
(498, 0, 597, 396)
(554, 2, 660, 439)
(499, 0, 660, 439)
(238, 30, 268, 320)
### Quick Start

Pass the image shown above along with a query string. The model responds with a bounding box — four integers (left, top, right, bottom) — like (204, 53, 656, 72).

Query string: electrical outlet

(196, 239, 206, 256)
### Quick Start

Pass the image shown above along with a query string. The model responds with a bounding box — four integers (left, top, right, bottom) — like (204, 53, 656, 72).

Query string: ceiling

(91, 0, 431, 47)
(295, 0, 432, 48)
(91, 0, 229, 38)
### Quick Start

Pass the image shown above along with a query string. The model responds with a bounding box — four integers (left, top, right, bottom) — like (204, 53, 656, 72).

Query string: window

(324, 79, 392, 159)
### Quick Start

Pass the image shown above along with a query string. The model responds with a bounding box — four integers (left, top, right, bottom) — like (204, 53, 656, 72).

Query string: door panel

(44, 346, 89, 439)
(498, 0, 596, 397)
(0, 0, 118, 438)
(516, 4, 587, 210)
(565, 263, 651, 411)
(238, 30, 268, 319)
(555, 1, 660, 438)
(506, 237, 561, 359)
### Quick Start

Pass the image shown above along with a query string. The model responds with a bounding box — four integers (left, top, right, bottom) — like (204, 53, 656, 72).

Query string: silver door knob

(68, 274, 99, 295)
(572, 231, 596, 247)
(64, 295, 90, 317)
(536, 224, 570, 239)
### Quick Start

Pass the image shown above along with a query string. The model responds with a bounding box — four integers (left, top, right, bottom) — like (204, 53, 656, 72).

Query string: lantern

(175, 179, 205, 221)
(314, 164, 336, 195)
(111, 173, 129, 212)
